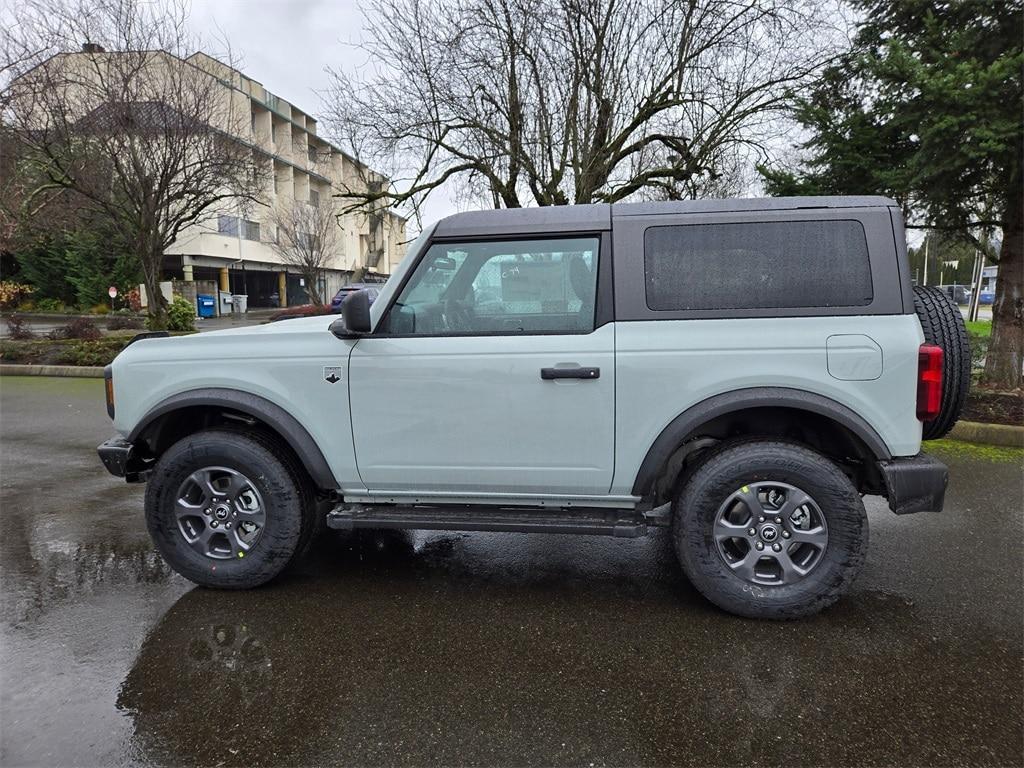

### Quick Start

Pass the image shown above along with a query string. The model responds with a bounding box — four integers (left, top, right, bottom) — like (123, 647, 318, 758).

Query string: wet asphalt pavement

(1, 376, 1022, 768)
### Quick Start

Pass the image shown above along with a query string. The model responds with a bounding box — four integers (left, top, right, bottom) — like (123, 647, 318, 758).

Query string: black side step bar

(326, 504, 670, 538)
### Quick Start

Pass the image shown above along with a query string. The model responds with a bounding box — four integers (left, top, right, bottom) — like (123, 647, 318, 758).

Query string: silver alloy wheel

(713, 481, 828, 586)
(174, 466, 266, 560)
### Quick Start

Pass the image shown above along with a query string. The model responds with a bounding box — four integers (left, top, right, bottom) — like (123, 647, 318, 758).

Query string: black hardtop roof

(432, 195, 897, 238)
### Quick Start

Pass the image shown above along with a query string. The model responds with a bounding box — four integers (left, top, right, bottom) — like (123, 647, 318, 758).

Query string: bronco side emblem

(323, 366, 342, 384)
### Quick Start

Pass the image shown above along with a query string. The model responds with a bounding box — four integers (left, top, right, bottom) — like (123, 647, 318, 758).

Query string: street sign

(108, 286, 118, 299)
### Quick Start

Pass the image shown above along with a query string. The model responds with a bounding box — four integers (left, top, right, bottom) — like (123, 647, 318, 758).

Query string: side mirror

(330, 289, 372, 338)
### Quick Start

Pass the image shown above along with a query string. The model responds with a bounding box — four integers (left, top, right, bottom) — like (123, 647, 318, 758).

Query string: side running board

(326, 504, 671, 538)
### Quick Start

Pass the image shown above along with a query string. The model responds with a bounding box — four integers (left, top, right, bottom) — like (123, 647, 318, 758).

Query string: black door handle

(541, 367, 600, 380)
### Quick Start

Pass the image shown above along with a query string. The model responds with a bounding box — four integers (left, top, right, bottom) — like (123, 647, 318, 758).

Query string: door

(348, 234, 615, 497)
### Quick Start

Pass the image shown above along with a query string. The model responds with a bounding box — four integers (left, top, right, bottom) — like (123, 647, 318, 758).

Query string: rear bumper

(877, 453, 949, 514)
(97, 436, 147, 482)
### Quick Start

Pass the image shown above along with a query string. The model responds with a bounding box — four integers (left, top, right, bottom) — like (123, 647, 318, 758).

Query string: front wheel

(673, 440, 868, 619)
(145, 429, 316, 589)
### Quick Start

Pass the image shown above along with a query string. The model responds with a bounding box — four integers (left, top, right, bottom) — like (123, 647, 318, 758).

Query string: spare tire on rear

(913, 286, 971, 440)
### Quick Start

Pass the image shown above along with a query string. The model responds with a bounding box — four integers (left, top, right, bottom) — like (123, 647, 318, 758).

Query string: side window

(644, 220, 873, 311)
(385, 237, 599, 335)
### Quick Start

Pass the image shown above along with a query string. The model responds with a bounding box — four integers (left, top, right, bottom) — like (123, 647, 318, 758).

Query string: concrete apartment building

(10, 47, 406, 311)
(165, 53, 406, 310)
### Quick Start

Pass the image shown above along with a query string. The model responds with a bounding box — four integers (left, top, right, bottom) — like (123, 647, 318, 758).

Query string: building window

(309, 189, 320, 208)
(243, 220, 261, 241)
(308, 145, 318, 163)
(218, 215, 239, 237)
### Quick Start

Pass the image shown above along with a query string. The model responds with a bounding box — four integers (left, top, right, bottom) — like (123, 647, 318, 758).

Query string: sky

(186, 0, 458, 228)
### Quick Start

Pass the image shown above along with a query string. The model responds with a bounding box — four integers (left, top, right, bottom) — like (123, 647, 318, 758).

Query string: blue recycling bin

(197, 294, 216, 318)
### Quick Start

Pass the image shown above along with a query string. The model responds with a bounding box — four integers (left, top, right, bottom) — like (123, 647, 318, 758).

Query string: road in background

(1, 376, 1021, 767)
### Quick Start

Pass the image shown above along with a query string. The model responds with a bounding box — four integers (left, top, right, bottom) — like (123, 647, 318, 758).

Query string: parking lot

(1, 375, 1021, 767)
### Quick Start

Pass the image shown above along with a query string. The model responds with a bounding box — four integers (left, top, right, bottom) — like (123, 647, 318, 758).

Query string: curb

(947, 420, 1024, 448)
(0, 363, 105, 378)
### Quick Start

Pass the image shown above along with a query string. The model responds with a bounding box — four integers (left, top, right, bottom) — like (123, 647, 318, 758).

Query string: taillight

(917, 345, 943, 421)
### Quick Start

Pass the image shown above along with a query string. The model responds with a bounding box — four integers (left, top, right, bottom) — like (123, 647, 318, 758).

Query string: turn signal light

(104, 366, 115, 419)
(917, 345, 944, 421)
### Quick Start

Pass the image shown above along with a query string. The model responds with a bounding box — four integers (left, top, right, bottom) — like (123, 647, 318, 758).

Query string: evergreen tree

(761, 0, 1022, 388)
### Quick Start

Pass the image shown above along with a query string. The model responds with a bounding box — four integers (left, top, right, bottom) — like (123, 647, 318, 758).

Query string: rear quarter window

(644, 220, 873, 311)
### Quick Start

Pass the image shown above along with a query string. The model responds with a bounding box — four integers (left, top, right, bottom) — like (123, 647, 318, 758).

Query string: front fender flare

(630, 387, 893, 497)
(128, 388, 339, 490)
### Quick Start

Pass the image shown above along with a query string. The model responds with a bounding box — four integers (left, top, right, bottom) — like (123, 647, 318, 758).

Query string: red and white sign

(108, 286, 118, 299)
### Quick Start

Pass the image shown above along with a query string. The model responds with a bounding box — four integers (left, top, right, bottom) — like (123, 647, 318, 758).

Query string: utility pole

(922, 235, 929, 286)
(968, 250, 985, 323)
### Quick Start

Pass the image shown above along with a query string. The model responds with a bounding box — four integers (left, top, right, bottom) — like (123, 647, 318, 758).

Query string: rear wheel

(913, 285, 971, 439)
(145, 429, 317, 588)
(673, 440, 867, 619)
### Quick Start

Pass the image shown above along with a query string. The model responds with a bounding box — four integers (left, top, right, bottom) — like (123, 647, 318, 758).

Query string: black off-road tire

(913, 285, 971, 440)
(673, 440, 868, 620)
(145, 429, 317, 589)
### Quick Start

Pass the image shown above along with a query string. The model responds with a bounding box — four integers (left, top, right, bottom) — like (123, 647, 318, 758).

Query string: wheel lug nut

(210, 521, 218, 528)
(756, 542, 764, 551)
(748, 528, 756, 536)
(758, 516, 765, 523)
(772, 543, 782, 552)
(782, 530, 790, 538)
(774, 517, 782, 524)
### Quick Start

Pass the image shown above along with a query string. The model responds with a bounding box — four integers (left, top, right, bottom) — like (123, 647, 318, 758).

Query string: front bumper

(98, 436, 148, 482)
(877, 453, 949, 514)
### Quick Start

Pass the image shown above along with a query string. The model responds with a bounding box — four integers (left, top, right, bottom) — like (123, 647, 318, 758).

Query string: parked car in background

(979, 290, 995, 305)
(937, 285, 970, 305)
(330, 284, 381, 312)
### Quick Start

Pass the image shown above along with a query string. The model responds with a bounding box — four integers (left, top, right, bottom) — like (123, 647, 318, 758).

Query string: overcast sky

(187, 0, 457, 228)
(189, 0, 362, 120)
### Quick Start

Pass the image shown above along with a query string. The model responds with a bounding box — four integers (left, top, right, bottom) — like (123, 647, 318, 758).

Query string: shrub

(49, 317, 102, 340)
(126, 287, 142, 312)
(5, 314, 35, 340)
(57, 338, 126, 366)
(107, 313, 145, 331)
(166, 296, 196, 332)
(0, 282, 34, 310)
(34, 297, 65, 313)
(0, 340, 43, 362)
(90, 303, 111, 315)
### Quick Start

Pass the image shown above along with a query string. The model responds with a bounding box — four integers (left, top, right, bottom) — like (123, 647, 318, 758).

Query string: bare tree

(324, 0, 841, 213)
(1, 0, 263, 327)
(266, 200, 339, 306)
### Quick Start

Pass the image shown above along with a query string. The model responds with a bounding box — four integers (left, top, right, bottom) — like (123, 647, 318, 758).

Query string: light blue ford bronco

(98, 196, 968, 618)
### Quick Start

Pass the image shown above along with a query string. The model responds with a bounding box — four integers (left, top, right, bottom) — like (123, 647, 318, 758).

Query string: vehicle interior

(383, 238, 598, 335)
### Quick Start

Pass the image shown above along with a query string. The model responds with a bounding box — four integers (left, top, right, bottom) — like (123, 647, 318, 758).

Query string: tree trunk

(142, 263, 168, 330)
(303, 268, 323, 305)
(982, 181, 1023, 390)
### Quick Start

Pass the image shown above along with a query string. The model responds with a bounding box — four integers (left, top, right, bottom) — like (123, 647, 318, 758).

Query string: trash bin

(233, 294, 248, 313)
(196, 294, 215, 318)
(219, 292, 233, 314)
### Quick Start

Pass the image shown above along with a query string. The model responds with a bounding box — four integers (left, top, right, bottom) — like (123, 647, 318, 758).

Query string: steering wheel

(442, 297, 473, 332)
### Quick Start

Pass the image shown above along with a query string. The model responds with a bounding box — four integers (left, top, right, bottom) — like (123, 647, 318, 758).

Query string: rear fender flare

(631, 387, 892, 497)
